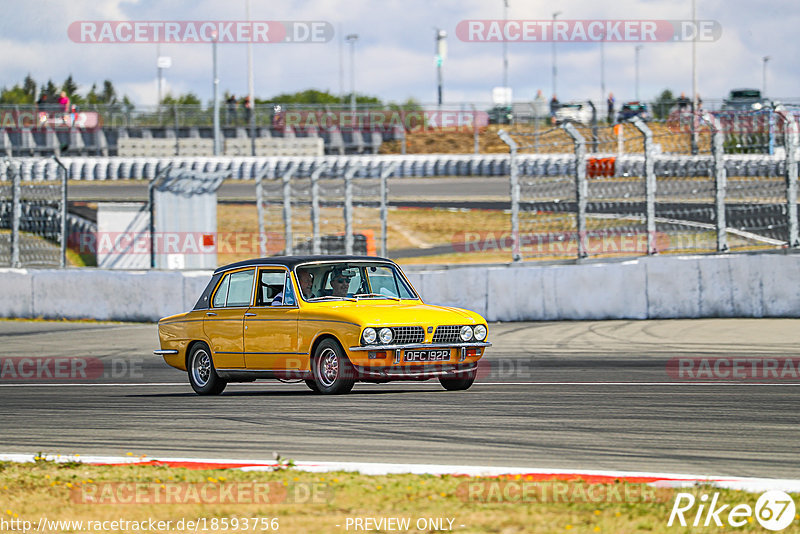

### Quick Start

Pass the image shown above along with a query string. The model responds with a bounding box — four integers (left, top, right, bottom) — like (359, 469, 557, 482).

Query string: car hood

(305, 300, 484, 327)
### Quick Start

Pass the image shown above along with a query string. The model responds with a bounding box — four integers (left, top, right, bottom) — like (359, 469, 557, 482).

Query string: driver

(329, 268, 354, 297)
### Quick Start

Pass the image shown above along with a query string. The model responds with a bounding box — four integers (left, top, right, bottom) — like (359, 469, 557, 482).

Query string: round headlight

(379, 328, 393, 344)
(474, 324, 487, 341)
(459, 325, 474, 342)
(362, 327, 377, 344)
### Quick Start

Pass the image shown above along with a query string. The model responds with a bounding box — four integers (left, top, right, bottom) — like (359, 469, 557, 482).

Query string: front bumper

(354, 362, 479, 380)
(348, 341, 491, 366)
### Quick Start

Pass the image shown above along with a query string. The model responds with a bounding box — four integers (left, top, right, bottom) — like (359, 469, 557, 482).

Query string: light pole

(635, 45, 643, 101)
(691, 0, 697, 155)
(600, 32, 605, 109)
(246, 0, 255, 155)
(502, 0, 509, 91)
(552, 11, 561, 99)
(346, 34, 358, 114)
(435, 28, 447, 106)
(762, 56, 771, 96)
(212, 31, 220, 156)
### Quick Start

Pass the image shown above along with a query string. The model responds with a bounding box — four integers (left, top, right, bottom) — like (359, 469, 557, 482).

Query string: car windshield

(296, 262, 419, 302)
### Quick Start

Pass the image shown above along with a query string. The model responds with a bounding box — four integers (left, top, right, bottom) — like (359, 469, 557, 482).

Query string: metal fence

(255, 161, 396, 258)
(500, 112, 799, 262)
(1, 110, 797, 268)
(0, 157, 68, 267)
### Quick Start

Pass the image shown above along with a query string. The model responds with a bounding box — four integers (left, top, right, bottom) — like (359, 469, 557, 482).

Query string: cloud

(0, 0, 797, 107)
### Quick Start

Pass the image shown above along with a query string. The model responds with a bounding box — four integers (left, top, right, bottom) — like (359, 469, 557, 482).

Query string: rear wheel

(439, 369, 476, 391)
(312, 339, 355, 394)
(304, 379, 320, 393)
(188, 343, 227, 395)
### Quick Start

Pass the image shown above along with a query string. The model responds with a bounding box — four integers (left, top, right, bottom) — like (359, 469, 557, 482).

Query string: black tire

(187, 343, 227, 395)
(439, 369, 476, 391)
(311, 338, 355, 394)
(304, 379, 320, 393)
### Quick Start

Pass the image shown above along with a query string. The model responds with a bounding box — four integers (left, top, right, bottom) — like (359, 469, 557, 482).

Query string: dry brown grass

(1, 460, 792, 534)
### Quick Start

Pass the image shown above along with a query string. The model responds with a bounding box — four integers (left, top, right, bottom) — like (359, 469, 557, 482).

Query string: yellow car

(155, 255, 491, 395)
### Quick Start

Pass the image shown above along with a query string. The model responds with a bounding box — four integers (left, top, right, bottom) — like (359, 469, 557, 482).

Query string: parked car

(554, 102, 594, 125)
(155, 256, 491, 395)
(617, 101, 650, 122)
(488, 105, 513, 124)
(721, 88, 771, 112)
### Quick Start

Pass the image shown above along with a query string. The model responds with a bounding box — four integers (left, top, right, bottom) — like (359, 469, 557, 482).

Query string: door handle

(244, 312, 257, 317)
(206, 312, 217, 317)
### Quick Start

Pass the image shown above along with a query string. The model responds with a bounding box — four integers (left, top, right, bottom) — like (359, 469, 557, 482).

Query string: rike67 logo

(668, 490, 796, 530)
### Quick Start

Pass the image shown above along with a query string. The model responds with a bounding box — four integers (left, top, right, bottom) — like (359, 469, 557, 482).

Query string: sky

(0, 0, 797, 108)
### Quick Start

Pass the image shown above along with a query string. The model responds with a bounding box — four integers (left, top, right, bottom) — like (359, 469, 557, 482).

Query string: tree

(44, 80, 59, 101)
(22, 74, 36, 100)
(259, 89, 383, 107)
(161, 92, 201, 106)
(101, 80, 116, 104)
(62, 75, 79, 98)
(86, 83, 101, 105)
(652, 89, 675, 119)
(0, 84, 32, 104)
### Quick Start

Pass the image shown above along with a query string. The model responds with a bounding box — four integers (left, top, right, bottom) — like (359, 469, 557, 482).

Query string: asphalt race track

(1, 318, 799, 479)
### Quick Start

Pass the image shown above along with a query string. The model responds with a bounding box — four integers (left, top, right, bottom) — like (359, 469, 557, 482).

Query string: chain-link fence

(0, 157, 69, 267)
(255, 161, 396, 259)
(500, 111, 799, 262)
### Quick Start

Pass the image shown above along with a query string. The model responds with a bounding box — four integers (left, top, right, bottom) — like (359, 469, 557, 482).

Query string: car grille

(391, 326, 424, 344)
(432, 325, 462, 343)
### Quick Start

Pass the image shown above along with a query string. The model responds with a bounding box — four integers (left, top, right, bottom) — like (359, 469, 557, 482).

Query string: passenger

(297, 270, 313, 299)
(329, 268, 354, 297)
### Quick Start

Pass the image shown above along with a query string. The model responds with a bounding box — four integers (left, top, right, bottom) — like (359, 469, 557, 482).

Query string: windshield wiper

(307, 295, 357, 302)
(353, 293, 401, 301)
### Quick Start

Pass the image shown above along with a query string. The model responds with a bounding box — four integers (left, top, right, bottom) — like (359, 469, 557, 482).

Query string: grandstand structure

(0, 125, 394, 158)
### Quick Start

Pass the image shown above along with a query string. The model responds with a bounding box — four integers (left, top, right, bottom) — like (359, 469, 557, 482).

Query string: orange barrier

(586, 156, 616, 178)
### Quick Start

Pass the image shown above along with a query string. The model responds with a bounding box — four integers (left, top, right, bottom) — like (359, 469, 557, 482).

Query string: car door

(243, 268, 300, 372)
(203, 268, 255, 369)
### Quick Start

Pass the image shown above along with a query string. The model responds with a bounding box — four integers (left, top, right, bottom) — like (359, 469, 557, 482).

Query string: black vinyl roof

(213, 255, 394, 274)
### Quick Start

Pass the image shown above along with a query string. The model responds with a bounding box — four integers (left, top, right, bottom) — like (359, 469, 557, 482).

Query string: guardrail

(1, 252, 798, 321)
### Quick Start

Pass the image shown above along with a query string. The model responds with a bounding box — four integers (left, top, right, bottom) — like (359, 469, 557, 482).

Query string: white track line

(1, 453, 798, 493)
(0, 381, 798, 387)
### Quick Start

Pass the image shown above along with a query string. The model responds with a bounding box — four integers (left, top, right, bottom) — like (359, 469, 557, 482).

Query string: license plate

(403, 349, 451, 362)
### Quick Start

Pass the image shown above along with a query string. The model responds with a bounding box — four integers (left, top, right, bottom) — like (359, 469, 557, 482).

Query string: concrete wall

(1, 253, 798, 322)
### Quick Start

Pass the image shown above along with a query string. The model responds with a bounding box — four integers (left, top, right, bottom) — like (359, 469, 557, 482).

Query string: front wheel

(439, 369, 476, 391)
(188, 343, 227, 395)
(311, 339, 355, 394)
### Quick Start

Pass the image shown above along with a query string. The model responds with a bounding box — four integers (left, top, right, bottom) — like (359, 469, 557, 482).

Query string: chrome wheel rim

(317, 348, 339, 388)
(191, 349, 211, 387)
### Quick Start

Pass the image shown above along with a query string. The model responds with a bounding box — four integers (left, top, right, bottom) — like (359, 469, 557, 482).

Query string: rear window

(211, 269, 255, 308)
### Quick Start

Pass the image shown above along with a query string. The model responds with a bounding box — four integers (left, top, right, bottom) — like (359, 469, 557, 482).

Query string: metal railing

(499, 111, 800, 262)
(0, 156, 78, 267)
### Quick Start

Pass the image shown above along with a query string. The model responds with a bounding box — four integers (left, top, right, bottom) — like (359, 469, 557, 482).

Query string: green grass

(1, 460, 797, 533)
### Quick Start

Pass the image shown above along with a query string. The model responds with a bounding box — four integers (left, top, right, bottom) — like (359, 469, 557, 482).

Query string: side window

(212, 274, 230, 308)
(256, 269, 290, 306)
(282, 273, 296, 306)
(226, 269, 255, 307)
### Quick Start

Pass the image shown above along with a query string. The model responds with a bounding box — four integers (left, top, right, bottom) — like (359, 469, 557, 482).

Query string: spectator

(533, 89, 548, 120)
(549, 94, 560, 123)
(58, 91, 70, 113)
(677, 92, 690, 111)
(36, 94, 49, 126)
(243, 96, 252, 125)
(607, 92, 615, 124)
(225, 94, 237, 126)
